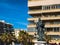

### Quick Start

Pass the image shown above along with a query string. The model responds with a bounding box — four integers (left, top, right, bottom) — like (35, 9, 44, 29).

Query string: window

(29, 6, 42, 11)
(28, 27, 37, 32)
(51, 5, 55, 9)
(46, 28, 53, 32)
(42, 4, 60, 10)
(50, 35, 60, 39)
(56, 5, 60, 9)
(54, 27, 59, 32)
(29, 21, 35, 24)
(54, 21, 60, 24)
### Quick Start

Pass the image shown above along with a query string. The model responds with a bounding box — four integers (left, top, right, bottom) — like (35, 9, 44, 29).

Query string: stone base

(34, 41, 47, 45)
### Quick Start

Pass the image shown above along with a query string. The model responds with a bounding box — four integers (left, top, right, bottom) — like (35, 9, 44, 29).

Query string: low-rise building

(0, 20, 14, 35)
(14, 29, 20, 39)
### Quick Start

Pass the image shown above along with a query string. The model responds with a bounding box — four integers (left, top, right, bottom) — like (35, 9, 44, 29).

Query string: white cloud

(16, 22, 28, 26)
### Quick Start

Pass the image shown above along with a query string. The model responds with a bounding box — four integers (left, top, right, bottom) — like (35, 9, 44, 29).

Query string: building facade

(14, 29, 20, 39)
(28, 0, 60, 44)
(0, 20, 14, 34)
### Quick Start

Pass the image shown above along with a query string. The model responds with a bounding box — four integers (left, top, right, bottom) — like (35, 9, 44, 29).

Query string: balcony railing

(27, 24, 36, 27)
(49, 39, 60, 43)
(27, 32, 36, 35)
(45, 24, 60, 28)
(28, 23, 60, 28)
(46, 32, 60, 35)
(28, 9, 60, 14)
(28, 16, 60, 21)
(28, 18, 38, 21)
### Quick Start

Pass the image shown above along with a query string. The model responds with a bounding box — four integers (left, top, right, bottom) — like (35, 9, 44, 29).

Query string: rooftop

(28, 0, 60, 7)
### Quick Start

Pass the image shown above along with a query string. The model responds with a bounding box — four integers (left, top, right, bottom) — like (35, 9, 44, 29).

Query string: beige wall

(28, 24, 60, 28)
(46, 32, 60, 35)
(28, 16, 60, 21)
(14, 29, 20, 39)
(27, 32, 36, 35)
(28, 0, 60, 7)
(28, 9, 60, 14)
(28, 0, 60, 43)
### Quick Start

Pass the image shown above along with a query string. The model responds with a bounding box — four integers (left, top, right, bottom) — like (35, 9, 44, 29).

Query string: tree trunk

(12, 42, 15, 45)
(4, 42, 6, 45)
(21, 42, 23, 45)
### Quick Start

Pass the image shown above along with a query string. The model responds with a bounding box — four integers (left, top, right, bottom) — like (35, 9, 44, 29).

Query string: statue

(36, 18, 45, 41)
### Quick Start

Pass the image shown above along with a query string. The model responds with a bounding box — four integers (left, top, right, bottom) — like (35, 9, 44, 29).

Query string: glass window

(56, 5, 60, 9)
(46, 28, 53, 32)
(29, 6, 42, 11)
(50, 35, 60, 39)
(42, 6, 50, 10)
(29, 21, 35, 24)
(54, 27, 59, 32)
(51, 5, 55, 9)
(42, 6, 45, 10)
(42, 4, 60, 10)
(28, 27, 37, 32)
(54, 21, 60, 24)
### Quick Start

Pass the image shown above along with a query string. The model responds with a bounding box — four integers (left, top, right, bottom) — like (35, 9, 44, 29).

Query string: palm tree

(17, 30, 34, 45)
(27, 35, 34, 45)
(17, 31, 27, 45)
(0, 33, 15, 45)
(0, 33, 8, 45)
(44, 34, 52, 44)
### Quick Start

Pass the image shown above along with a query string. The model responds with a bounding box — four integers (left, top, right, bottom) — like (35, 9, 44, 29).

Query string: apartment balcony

(27, 32, 36, 35)
(28, 9, 60, 14)
(28, 17, 60, 21)
(45, 24, 60, 28)
(46, 32, 60, 35)
(28, 24, 60, 28)
(49, 39, 60, 44)
(28, 0, 60, 7)
(28, 18, 38, 21)
(41, 17, 60, 20)
(27, 24, 36, 27)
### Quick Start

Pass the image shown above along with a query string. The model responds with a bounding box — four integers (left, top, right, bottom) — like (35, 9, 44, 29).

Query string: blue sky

(0, 0, 30, 30)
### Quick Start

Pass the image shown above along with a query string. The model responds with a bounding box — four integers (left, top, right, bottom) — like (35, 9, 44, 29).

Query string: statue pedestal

(34, 41, 47, 45)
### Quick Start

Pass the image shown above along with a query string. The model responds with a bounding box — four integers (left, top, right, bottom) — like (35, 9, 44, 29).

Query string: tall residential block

(28, 0, 60, 43)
